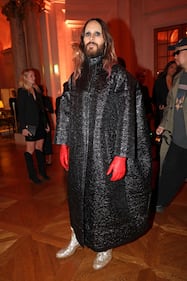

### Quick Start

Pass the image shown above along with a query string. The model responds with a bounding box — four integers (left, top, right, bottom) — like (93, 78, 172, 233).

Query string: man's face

(174, 46, 187, 70)
(83, 20, 105, 58)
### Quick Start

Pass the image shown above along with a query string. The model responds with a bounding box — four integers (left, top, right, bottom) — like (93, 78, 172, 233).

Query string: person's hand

(45, 124, 50, 133)
(156, 126, 164, 135)
(60, 144, 69, 171)
(159, 104, 165, 110)
(107, 156, 127, 181)
(22, 128, 31, 136)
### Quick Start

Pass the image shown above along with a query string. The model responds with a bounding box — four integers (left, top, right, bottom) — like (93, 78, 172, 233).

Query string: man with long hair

(55, 18, 151, 270)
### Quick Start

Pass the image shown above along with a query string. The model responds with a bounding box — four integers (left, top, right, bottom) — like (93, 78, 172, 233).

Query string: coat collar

(86, 55, 103, 66)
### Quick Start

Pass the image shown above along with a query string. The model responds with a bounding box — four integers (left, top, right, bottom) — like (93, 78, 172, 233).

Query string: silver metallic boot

(93, 249, 112, 270)
(56, 227, 80, 259)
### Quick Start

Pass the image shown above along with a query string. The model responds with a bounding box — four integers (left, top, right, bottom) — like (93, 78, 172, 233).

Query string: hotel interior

(0, 0, 187, 280)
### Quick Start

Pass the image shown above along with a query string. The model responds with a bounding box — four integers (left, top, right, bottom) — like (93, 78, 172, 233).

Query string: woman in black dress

(17, 68, 50, 183)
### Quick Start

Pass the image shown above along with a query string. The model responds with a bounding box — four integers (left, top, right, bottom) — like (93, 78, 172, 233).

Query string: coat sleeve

(113, 71, 137, 158)
(159, 71, 181, 130)
(17, 88, 26, 130)
(113, 70, 151, 165)
(159, 88, 173, 129)
(55, 89, 71, 145)
(136, 81, 152, 179)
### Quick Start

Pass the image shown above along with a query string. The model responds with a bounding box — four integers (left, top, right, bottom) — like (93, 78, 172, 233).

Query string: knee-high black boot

(35, 149, 50, 180)
(24, 152, 41, 184)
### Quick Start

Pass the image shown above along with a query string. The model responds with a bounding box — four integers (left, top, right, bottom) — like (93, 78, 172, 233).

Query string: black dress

(17, 88, 47, 141)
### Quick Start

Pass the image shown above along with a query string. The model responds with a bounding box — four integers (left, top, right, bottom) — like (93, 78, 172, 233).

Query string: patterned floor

(0, 134, 187, 281)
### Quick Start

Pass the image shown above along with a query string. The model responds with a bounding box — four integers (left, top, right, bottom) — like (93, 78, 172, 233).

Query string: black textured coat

(55, 57, 152, 252)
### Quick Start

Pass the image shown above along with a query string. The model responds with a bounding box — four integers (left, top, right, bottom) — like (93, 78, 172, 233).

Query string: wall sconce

(0, 100, 4, 109)
(54, 64, 59, 75)
(0, 100, 4, 116)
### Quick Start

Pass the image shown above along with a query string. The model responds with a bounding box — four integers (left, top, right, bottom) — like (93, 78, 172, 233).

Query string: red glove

(107, 156, 127, 181)
(60, 144, 69, 171)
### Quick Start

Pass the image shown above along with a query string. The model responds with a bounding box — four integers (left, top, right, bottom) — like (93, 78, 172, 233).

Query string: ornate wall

(0, 0, 187, 108)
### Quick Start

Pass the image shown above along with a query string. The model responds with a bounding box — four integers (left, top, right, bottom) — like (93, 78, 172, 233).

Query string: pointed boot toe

(56, 229, 80, 259)
(93, 249, 112, 270)
(56, 242, 80, 258)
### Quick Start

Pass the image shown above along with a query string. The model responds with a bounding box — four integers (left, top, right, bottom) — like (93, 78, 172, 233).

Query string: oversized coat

(55, 56, 152, 252)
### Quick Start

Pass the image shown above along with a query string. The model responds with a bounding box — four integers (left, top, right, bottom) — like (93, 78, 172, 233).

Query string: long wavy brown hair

(73, 18, 117, 81)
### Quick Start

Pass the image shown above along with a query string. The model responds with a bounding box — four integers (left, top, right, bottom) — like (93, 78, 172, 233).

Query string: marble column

(23, 0, 43, 75)
(39, 1, 63, 109)
(2, 2, 27, 87)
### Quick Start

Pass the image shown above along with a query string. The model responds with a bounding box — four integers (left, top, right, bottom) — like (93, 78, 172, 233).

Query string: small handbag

(26, 125, 37, 136)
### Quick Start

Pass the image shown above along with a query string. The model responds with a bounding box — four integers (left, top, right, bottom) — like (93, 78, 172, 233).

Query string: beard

(84, 42, 105, 58)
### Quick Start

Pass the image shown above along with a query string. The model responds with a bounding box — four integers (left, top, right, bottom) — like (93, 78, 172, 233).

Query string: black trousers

(157, 142, 187, 207)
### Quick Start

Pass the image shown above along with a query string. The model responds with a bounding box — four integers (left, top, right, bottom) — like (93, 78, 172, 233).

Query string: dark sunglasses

(173, 48, 187, 56)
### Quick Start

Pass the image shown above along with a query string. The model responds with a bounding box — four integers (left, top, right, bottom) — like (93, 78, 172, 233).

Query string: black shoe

(156, 205, 165, 213)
